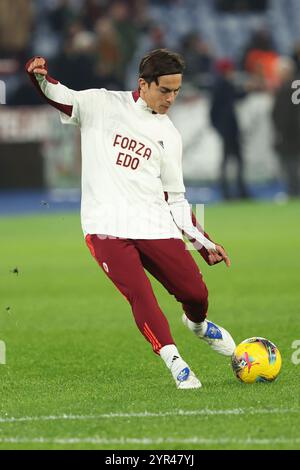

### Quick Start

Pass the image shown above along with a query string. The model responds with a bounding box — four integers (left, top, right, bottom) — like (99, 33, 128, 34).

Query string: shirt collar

(131, 90, 158, 115)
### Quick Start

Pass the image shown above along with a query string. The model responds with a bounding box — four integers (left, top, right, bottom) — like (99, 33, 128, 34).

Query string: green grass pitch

(0, 200, 299, 450)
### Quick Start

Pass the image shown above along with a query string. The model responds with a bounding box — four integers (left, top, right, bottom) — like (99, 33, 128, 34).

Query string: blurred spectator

(0, 0, 35, 104)
(126, 23, 167, 89)
(181, 32, 214, 88)
(210, 59, 250, 200)
(80, 0, 108, 30)
(90, 1, 140, 89)
(0, 0, 33, 61)
(93, 17, 124, 89)
(242, 28, 279, 90)
(147, 25, 166, 50)
(51, 21, 96, 90)
(109, 1, 138, 72)
(48, 0, 75, 33)
(132, 0, 151, 34)
(272, 57, 300, 197)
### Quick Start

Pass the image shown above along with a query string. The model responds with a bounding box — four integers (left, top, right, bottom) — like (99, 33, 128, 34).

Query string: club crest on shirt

(102, 262, 109, 273)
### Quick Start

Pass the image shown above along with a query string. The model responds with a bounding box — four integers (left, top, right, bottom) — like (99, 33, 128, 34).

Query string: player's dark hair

(139, 49, 185, 85)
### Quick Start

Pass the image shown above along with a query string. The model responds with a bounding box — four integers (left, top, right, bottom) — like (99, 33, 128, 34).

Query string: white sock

(160, 344, 181, 369)
(184, 315, 207, 336)
(160, 344, 189, 381)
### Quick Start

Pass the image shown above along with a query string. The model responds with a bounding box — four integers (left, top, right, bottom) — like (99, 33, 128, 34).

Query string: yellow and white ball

(231, 337, 282, 383)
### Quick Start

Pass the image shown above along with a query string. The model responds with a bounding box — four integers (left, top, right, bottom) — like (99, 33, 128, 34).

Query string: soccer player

(26, 49, 235, 389)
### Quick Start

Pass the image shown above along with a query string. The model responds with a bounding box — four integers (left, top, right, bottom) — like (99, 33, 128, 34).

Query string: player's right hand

(26, 57, 47, 76)
(208, 244, 231, 267)
(199, 243, 231, 267)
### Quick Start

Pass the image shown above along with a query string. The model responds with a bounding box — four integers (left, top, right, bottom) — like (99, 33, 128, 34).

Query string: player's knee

(127, 283, 156, 305)
(182, 284, 208, 323)
(183, 283, 208, 307)
(181, 283, 208, 322)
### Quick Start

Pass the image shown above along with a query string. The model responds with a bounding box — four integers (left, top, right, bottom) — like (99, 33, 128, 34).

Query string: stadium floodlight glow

(0, 80, 6, 104)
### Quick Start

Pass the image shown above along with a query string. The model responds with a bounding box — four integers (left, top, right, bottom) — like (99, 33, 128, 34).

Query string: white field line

(0, 436, 299, 446)
(0, 407, 298, 424)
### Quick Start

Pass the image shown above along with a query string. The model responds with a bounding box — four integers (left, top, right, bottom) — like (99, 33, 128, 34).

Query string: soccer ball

(231, 337, 282, 383)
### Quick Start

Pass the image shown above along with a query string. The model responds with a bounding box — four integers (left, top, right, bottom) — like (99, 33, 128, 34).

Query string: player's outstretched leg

(160, 344, 202, 389)
(86, 235, 202, 389)
(182, 314, 236, 356)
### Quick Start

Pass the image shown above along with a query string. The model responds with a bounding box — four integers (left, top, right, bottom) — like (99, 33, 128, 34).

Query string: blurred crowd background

(1, 0, 300, 211)
(3, 0, 300, 99)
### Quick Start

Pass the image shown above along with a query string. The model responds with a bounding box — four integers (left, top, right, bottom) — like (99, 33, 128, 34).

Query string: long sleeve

(25, 58, 107, 127)
(25, 58, 80, 124)
(166, 192, 216, 251)
(36, 74, 79, 120)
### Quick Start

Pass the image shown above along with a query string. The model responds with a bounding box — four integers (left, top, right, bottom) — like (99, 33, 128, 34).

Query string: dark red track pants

(86, 235, 208, 353)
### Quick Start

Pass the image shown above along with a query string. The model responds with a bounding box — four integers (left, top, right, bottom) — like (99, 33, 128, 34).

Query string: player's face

(139, 74, 182, 114)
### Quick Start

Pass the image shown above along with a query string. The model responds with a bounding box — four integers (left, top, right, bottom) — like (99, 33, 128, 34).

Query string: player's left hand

(26, 57, 48, 76)
(207, 244, 231, 267)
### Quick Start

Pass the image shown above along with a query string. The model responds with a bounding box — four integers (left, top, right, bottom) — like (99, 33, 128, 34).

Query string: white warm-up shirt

(34, 75, 215, 249)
